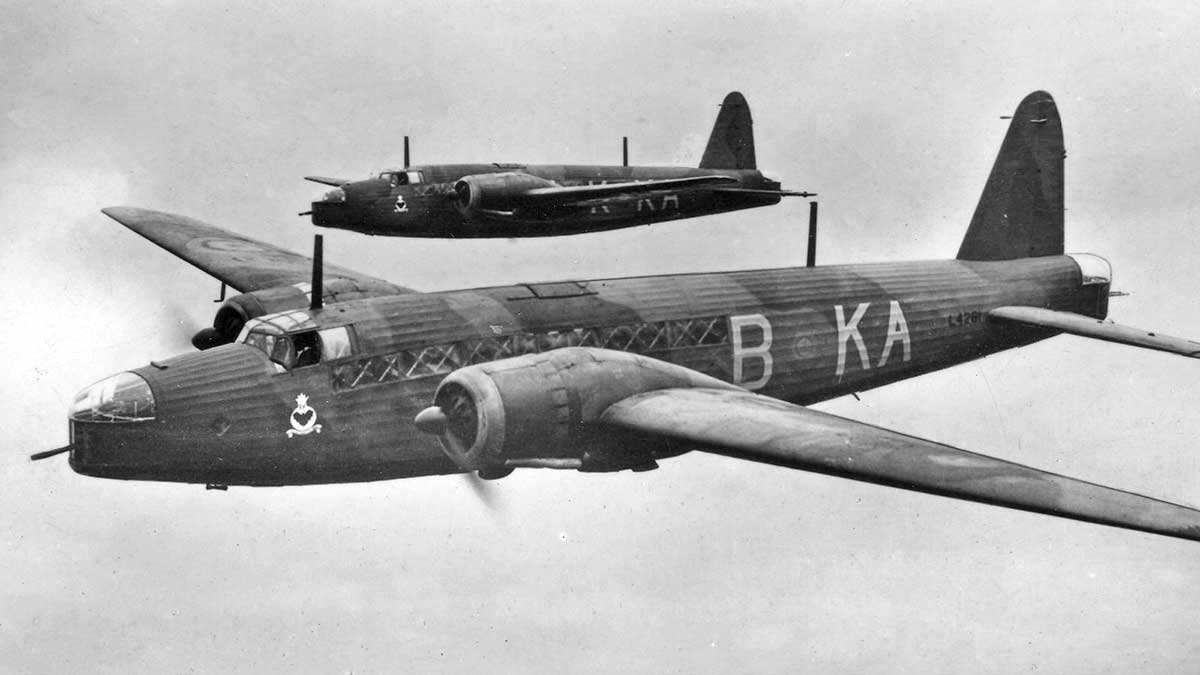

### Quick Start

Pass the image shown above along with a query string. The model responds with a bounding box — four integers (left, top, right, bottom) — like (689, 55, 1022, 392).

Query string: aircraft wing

(990, 306, 1200, 358)
(102, 207, 412, 295)
(601, 387, 1200, 543)
(519, 175, 739, 202)
(709, 187, 816, 197)
(304, 176, 350, 187)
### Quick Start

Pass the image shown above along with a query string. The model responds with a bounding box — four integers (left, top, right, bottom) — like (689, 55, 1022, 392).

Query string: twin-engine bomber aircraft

(303, 92, 814, 238)
(35, 91, 1200, 544)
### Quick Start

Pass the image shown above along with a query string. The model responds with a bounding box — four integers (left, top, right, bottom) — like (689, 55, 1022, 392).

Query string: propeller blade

(460, 471, 502, 512)
(31, 445, 71, 461)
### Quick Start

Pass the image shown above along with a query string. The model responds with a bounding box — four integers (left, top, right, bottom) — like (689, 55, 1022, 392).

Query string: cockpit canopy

(237, 310, 354, 371)
(379, 170, 424, 187)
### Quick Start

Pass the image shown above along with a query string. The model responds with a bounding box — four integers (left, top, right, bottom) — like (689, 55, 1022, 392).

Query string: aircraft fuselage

(310, 164, 783, 237)
(68, 255, 1107, 486)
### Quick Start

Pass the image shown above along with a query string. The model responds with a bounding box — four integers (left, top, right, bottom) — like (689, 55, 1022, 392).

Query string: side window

(405, 170, 423, 185)
(319, 327, 353, 361)
(293, 331, 321, 368)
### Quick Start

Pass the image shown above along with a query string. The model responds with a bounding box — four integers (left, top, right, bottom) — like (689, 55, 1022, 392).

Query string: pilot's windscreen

(270, 336, 294, 368)
(381, 172, 406, 187)
(243, 331, 276, 359)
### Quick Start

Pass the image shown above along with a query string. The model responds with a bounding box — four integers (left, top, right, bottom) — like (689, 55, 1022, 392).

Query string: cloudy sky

(4, 1, 1200, 672)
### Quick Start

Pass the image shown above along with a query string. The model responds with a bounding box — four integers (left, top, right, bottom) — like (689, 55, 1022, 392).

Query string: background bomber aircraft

(34, 91, 1200, 544)
(302, 92, 814, 238)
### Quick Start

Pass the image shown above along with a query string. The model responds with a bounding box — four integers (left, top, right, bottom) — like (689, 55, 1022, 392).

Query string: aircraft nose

(70, 372, 157, 422)
(310, 188, 348, 228)
(67, 371, 158, 478)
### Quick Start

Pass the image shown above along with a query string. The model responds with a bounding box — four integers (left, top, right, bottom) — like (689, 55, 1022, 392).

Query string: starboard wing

(709, 187, 816, 197)
(102, 207, 412, 295)
(518, 175, 738, 203)
(601, 387, 1200, 543)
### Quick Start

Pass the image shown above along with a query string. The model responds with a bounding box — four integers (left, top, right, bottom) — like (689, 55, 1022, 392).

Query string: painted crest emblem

(286, 393, 323, 437)
(394, 194, 408, 213)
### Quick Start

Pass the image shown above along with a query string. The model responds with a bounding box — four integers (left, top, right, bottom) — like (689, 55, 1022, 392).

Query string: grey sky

(4, 1, 1200, 672)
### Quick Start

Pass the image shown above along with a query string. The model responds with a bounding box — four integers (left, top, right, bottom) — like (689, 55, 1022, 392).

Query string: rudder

(957, 91, 1064, 260)
(700, 92, 756, 170)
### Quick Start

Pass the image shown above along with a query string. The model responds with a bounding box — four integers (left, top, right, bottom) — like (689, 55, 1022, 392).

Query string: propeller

(415, 390, 508, 512)
(161, 301, 209, 351)
(460, 471, 501, 511)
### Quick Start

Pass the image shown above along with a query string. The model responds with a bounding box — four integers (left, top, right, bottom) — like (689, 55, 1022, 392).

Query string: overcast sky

(4, 1, 1200, 672)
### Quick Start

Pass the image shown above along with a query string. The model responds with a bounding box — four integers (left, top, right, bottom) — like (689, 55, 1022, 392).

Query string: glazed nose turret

(70, 372, 157, 423)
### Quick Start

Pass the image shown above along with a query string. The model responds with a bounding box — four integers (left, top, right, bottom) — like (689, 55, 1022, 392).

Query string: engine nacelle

(451, 172, 557, 217)
(192, 278, 400, 350)
(418, 347, 737, 474)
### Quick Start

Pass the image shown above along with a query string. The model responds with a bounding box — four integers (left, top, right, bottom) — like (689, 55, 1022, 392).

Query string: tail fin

(700, 92, 756, 170)
(957, 91, 1064, 260)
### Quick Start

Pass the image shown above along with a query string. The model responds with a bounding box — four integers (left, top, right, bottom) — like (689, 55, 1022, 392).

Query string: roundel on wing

(192, 237, 267, 253)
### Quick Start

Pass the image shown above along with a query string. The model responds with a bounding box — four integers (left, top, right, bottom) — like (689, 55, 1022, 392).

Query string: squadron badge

(286, 393, 323, 437)
(394, 194, 408, 213)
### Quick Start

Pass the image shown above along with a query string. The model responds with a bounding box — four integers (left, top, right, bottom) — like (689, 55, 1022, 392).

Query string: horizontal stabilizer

(102, 207, 411, 295)
(710, 187, 816, 198)
(521, 175, 737, 203)
(304, 176, 350, 187)
(990, 306, 1200, 358)
(602, 387, 1200, 543)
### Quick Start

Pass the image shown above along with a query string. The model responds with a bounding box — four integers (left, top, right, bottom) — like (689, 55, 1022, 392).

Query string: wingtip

(101, 206, 145, 221)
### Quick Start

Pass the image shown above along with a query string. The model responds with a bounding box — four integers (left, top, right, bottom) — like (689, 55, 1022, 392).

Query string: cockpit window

(271, 334, 296, 367)
(241, 325, 355, 371)
(380, 171, 406, 187)
(294, 331, 320, 368)
(243, 330, 279, 360)
(378, 171, 421, 187)
(241, 328, 291, 371)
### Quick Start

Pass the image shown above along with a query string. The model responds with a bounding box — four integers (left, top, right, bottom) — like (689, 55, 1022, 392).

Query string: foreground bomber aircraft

(303, 92, 814, 237)
(36, 91, 1200, 543)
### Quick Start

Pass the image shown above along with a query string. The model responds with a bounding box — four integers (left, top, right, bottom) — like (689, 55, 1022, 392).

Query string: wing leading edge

(519, 175, 738, 202)
(602, 387, 1200, 543)
(102, 207, 412, 295)
(303, 176, 350, 187)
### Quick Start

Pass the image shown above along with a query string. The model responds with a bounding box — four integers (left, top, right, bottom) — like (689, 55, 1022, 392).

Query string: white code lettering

(730, 313, 773, 390)
(835, 303, 871, 378)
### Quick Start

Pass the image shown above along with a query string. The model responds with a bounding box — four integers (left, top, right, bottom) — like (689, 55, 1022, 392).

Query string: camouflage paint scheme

(313, 164, 786, 237)
(307, 92, 811, 238)
(68, 254, 1089, 485)
(57, 91, 1200, 543)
